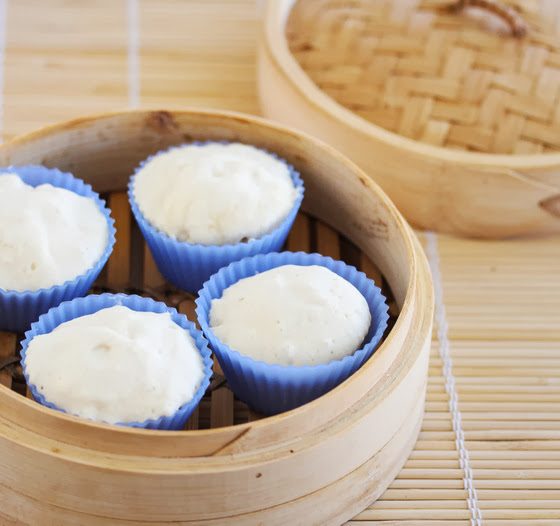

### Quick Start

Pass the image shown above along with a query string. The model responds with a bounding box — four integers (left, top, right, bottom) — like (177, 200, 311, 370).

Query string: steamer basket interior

(0, 109, 433, 525)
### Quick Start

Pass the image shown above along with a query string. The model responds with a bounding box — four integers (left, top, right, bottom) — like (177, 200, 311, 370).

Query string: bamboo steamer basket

(0, 109, 433, 525)
(257, 0, 560, 238)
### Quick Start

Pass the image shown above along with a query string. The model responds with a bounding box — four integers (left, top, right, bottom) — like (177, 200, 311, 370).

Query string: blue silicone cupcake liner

(20, 293, 213, 430)
(128, 141, 305, 294)
(0, 166, 116, 333)
(196, 251, 390, 415)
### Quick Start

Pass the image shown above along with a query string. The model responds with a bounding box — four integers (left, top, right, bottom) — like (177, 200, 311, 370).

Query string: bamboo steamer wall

(257, 0, 560, 239)
(0, 110, 433, 525)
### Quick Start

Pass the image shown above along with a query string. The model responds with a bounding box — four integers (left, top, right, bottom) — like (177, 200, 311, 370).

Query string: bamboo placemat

(0, 1, 559, 524)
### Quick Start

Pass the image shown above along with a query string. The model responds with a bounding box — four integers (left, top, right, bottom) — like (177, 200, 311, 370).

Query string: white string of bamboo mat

(127, 0, 140, 109)
(0, 0, 8, 144)
(425, 231, 483, 526)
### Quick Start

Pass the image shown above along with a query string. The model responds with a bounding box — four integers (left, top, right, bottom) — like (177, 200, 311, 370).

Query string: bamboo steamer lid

(286, 0, 560, 155)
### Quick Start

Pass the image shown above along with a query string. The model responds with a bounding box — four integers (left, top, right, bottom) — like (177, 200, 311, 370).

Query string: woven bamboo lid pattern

(287, 0, 560, 154)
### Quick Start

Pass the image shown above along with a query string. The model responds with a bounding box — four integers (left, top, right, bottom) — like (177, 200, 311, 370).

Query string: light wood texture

(106, 192, 131, 288)
(258, 0, 560, 238)
(0, 109, 433, 524)
(0, 333, 15, 389)
(0, 1, 557, 524)
(3, 0, 129, 141)
(287, 0, 559, 154)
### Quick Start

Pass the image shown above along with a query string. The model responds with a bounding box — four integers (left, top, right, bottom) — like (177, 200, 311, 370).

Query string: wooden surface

(0, 0, 558, 524)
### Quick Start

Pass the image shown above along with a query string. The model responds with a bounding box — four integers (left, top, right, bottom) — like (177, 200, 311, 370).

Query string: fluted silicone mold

(0, 166, 116, 333)
(196, 251, 389, 415)
(128, 141, 304, 293)
(20, 293, 213, 430)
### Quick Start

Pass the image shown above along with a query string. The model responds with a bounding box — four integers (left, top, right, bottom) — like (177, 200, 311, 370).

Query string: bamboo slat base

(0, 0, 559, 524)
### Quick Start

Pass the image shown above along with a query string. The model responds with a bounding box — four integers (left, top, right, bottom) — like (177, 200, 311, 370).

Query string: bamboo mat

(1, 1, 559, 524)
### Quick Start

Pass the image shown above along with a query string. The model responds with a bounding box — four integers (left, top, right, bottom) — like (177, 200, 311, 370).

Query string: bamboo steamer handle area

(450, 0, 528, 37)
(258, 0, 560, 238)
